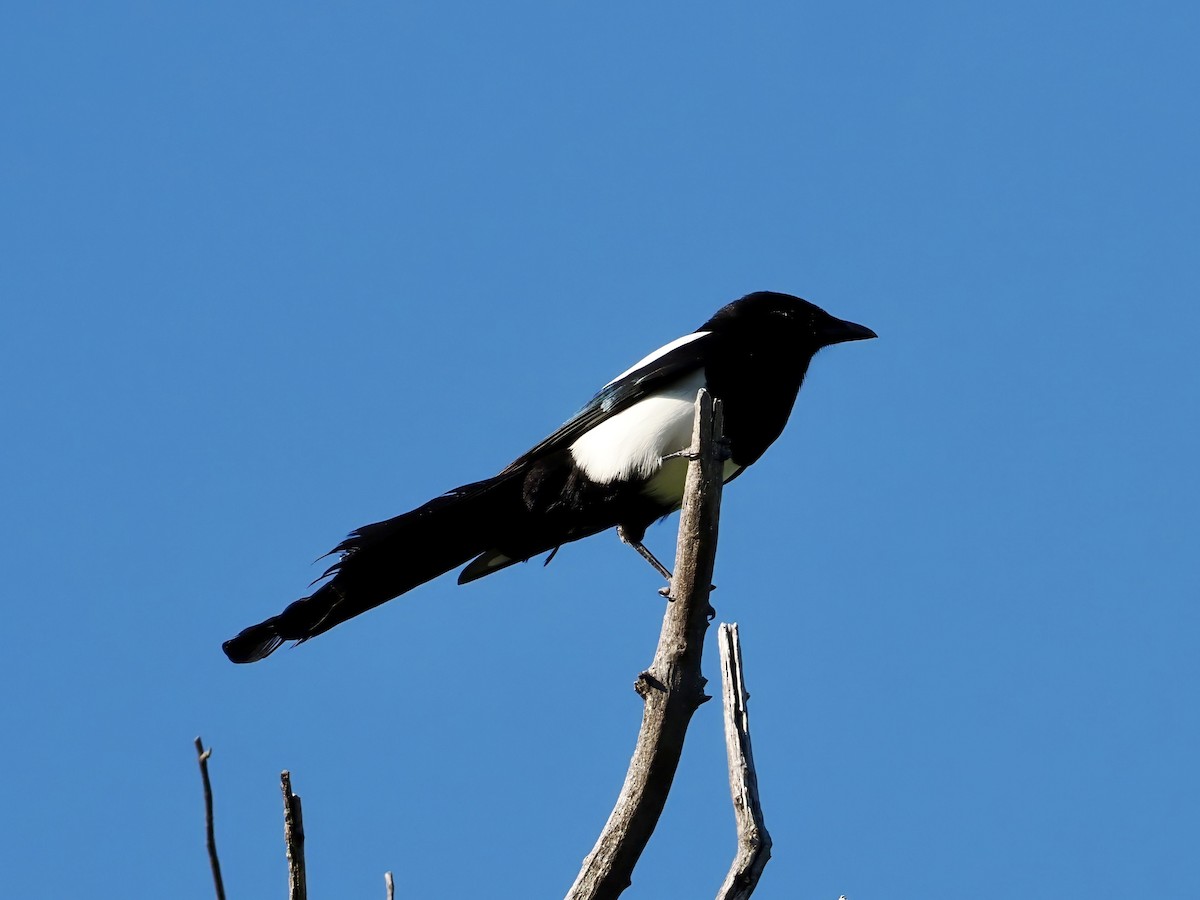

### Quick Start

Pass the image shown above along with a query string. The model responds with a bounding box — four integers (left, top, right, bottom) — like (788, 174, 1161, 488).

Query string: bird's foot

(660, 448, 701, 463)
(660, 436, 731, 464)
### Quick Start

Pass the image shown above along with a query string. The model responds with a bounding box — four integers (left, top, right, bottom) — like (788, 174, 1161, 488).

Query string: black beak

(823, 317, 877, 345)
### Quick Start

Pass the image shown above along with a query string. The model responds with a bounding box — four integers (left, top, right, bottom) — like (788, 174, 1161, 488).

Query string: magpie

(222, 291, 875, 663)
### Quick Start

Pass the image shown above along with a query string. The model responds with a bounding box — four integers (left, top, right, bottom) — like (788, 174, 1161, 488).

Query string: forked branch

(566, 390, 726, 900)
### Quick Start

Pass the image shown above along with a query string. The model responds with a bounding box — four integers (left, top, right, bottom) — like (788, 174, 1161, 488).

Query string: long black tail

(222, 473, 522, 663)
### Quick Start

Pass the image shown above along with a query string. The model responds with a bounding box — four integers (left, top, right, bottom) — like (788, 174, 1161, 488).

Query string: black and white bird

(223, 291, 875, 663)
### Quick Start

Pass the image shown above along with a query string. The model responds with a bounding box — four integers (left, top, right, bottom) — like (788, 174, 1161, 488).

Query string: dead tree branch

(715, 623, 772, 899)
(194, 737, 227, 900)
(566, 390, 726, 900)
(386, 871, 395, 899)
(281, 770, 308, 900)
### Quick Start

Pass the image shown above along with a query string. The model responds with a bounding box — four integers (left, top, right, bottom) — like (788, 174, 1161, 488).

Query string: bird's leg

(616, 526, 717, 601)
(628, 537, 674, 582)
(659, 436, 732, 464)
(617, 525, 673, 582)
(614, 525, 715, 602)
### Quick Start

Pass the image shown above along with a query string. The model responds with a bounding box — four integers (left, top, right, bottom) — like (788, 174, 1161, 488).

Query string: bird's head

(702, 291, 876, 350)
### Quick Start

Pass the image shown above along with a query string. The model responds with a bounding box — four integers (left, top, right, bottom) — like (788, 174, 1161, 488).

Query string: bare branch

(281, 770, 307, 900)
(715, 623, 772, 899)
(194, 737, 227, 900)
(567, 390, 726, 900)
(386, 871, 395, 900)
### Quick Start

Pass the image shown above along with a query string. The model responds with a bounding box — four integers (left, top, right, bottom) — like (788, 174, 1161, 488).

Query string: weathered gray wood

(715, 623, 772, 899)
(194, 737, 227, 900)
(385, 870, 395, 899)
(566, 390, 726, 900)
(281, 770, 307, 900)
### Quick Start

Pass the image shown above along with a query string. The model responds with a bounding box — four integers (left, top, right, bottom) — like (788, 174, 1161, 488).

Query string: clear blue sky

(2, 3, 1197, 898)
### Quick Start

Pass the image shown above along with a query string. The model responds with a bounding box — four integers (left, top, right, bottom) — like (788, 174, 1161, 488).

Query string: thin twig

(282, 770, 307, 900)
(566, 390, 726, 900)
(385, 871, 395, 900)
(194, 737, 227, 900)
(715, 623, 772, 899)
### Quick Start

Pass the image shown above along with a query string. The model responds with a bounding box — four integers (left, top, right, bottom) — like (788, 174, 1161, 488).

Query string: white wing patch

(603, 331, 710, 387)
(570, 369, 710, 486)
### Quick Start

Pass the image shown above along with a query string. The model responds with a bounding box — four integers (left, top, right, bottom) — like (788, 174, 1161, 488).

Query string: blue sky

(2, 3, 1197, 898)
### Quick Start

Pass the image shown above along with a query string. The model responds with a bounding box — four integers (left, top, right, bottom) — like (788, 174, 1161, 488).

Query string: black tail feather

(222, 474, 521, 663)
(221, 618, 287, 664)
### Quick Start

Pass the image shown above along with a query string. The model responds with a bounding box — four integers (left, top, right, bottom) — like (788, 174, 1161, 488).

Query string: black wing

(500, 330, 719, 475)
